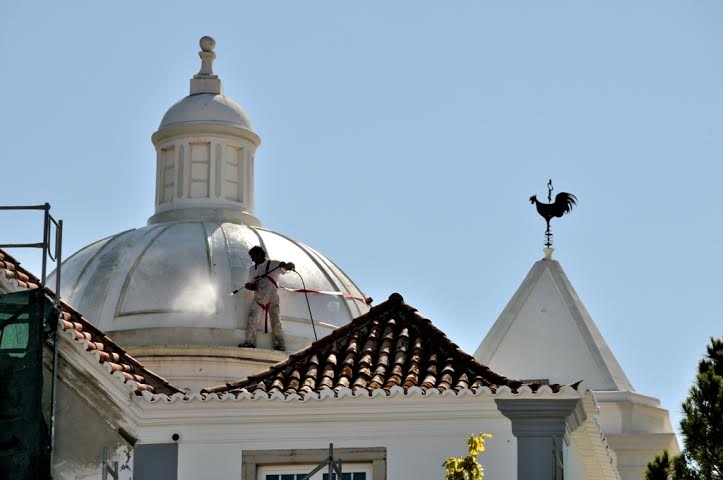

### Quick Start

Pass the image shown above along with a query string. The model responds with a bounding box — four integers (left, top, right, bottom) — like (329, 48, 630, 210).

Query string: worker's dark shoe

(238, 342, 255, 348)
(273, 345, 286, 352)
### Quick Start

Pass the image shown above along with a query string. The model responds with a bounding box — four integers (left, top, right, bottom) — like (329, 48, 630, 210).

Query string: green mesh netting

(0, 289, 56, 480)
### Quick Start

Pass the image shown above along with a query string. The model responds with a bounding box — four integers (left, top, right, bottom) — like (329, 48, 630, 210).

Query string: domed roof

(48, 37, 366, 357)
(159, 93, 253, 130)
(50, 222, 369, 352)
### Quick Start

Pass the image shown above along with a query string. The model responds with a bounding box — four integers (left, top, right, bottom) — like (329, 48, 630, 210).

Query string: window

(258, 463, 371, 480)
(160, 147, 175, 204)
(134, 443, 179, 480)
(224, 145, 243, 202)
(189, 142, 210, 198)
(243, 448, 385, 480)
(322, 474, 368, 480)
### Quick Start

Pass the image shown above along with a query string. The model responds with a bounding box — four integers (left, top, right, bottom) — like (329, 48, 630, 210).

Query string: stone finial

(543, 247, 555, 259)
(197, 36, 216, 76)
(200, 36, 216, 52)
(190, 36, 222, 95)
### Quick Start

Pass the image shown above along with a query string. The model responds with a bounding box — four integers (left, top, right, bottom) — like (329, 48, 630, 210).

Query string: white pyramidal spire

(475, 250, 633, 390)
(476, 249, 679, 480)
(149, 36, 261, 226)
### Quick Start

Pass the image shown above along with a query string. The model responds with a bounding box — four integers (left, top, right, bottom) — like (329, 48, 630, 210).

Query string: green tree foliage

(644, 450, 671, 480)
(680, 336, 723, 479)
(643, 337, 723, 480)
(671, 453, 701, 480)
(443, 433, 492, 480)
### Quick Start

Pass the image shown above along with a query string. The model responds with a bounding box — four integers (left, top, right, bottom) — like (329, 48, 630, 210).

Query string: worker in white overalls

(239, 246, 294, 351)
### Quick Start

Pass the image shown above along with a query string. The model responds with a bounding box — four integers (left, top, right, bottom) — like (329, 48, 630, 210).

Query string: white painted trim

(152, 124, 260, 147)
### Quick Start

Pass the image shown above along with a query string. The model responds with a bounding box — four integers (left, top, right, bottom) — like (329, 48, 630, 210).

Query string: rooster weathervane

(529, 180, 577, 248)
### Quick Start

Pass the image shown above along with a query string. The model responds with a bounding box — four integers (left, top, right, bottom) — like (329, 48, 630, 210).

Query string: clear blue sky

(2, 1, 721, 435)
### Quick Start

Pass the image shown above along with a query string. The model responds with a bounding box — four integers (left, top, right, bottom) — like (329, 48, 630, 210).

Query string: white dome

(159, 93, 252, 130)
(51, 222, 369, 352)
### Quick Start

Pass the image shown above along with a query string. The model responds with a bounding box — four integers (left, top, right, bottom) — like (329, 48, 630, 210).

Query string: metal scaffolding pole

(48, 218, 62, 474)
(301, 443, 344, 480)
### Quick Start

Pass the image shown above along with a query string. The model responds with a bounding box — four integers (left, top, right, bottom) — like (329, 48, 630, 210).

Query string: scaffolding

(301, 444, 344, 480)
(0, 204, 63, 479)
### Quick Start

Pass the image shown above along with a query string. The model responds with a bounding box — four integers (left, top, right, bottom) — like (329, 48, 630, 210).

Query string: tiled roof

(0, 250, 39, 290)
(55, 300, 184, 396)
(202, 293, 573, 399)
(0, 249, 183, 397)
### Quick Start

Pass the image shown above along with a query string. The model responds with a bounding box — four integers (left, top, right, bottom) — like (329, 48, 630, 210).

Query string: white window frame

(242, 447, 386, 480)
(257, 462, 373, 480)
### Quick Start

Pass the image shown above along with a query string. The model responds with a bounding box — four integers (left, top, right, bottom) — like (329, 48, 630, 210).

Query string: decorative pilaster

(496, 399, 586, 480)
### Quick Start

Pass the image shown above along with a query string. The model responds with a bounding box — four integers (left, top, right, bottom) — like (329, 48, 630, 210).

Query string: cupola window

(160, 146, 176, 204)
(224, 145, 244, 202)
(190, 142, 211, 198)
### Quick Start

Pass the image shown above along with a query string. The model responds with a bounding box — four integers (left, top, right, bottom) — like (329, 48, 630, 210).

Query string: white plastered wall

(138, 395, 518, 480)
(564, 440, 587, 480)
(46, 331, 619, 480)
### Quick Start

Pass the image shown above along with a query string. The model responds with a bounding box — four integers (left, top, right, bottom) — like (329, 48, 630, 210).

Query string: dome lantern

(149, 36, 261, 226)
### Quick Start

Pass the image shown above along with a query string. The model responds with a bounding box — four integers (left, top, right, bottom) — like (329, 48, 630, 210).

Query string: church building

(0, 37, 677, 480)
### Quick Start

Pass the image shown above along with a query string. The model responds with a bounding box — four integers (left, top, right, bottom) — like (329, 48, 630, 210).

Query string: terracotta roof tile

(202, 293, 571, 398)
(0, 249, 184, 397)
(0, 251, 39, 290)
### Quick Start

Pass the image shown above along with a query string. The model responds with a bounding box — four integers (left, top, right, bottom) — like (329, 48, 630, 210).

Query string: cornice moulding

(152, 124, 260, 146)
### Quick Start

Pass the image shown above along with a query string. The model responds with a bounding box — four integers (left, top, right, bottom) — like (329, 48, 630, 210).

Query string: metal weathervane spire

(547, 179, 553, 203)
(529, 179, 577, 248)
